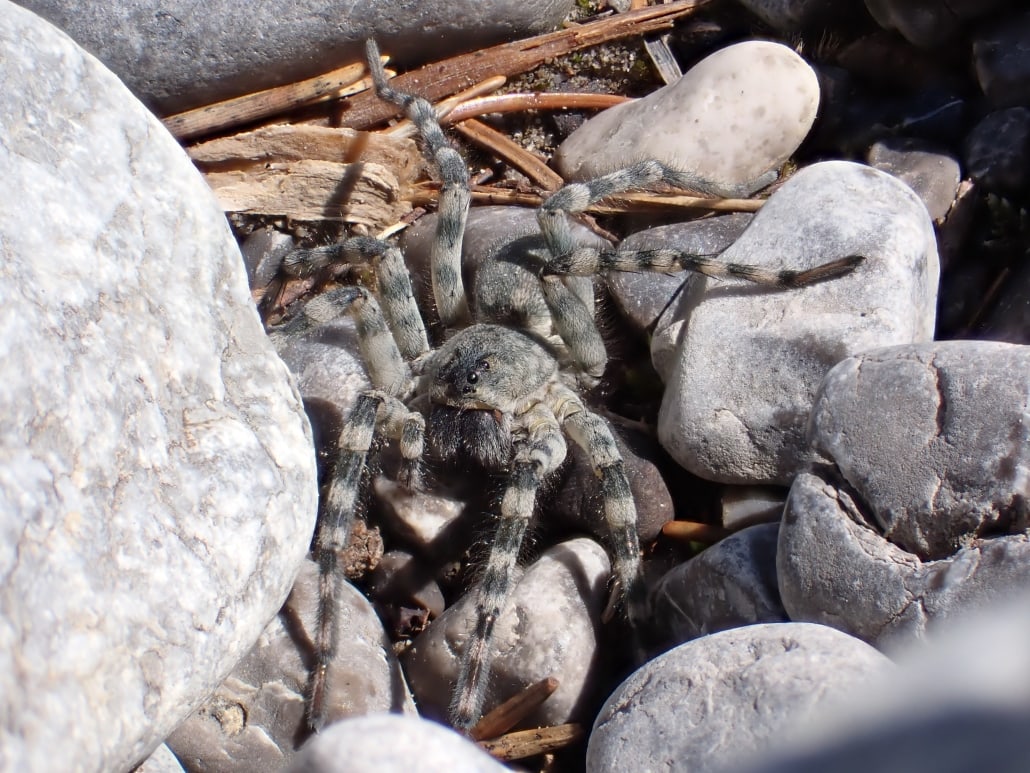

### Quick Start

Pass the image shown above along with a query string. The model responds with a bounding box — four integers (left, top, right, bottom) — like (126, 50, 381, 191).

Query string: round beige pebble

(553, 41, 820, 193)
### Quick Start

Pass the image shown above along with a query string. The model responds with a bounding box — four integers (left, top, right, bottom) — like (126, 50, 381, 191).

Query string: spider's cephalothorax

(282, 40, 864, 735)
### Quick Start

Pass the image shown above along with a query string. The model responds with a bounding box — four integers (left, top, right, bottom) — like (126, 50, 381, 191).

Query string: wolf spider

(281, 40, 862, 734)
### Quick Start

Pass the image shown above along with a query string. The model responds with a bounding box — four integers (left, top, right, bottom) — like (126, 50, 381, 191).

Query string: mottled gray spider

(282, 40, 862, 734)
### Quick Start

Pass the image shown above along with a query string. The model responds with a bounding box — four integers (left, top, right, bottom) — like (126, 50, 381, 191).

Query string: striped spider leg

(536, 160, 864, 286)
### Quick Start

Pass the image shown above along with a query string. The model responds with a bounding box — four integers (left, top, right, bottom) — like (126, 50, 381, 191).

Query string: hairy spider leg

(281, 237, 430, 362)
(299, 288, 426, 731)
(558, 401, 648, 638)
(450, 401, 568, 731)
(366, 39, 473, 329)
(537, 160, 864, 284)
(308, 390, 426, 730)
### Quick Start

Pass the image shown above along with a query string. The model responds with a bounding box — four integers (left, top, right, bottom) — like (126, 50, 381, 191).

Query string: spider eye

(478, 359, 490, 371)
(467, 372, 478, 384)
(461, 384, 474, 394)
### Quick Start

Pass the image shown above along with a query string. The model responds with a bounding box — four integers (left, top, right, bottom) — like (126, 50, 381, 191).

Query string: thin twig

(383, 76, 508, 138)
(443, 92, 630, 123)
(478, 723, 585, 761)
(409, 184, 765, 214)
(163, 59, 388, 141)
(662, 520, 729, 544)
(469, 677, 561, 742)
(338, 0, 713, 130)
(453, 119, 565, 191)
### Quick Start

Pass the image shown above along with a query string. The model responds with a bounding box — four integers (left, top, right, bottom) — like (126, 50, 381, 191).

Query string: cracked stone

(781, 341, 1030, 647)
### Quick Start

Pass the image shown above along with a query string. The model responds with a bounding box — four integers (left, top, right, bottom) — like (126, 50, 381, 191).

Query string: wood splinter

(478, 723, 586, 761)
(469, 676, 560, 742)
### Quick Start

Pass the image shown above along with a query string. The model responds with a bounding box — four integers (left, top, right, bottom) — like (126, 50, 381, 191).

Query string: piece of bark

(189, 124, 422, 225)
(203, 159, 411, 226)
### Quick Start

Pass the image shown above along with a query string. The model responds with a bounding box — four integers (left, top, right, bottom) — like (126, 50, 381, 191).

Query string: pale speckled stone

(553, 41, 820, 191)
(402, 538, 610, 727)
(286, 714, 506, 773)
(0, 4, 317, 770)
(657, 161, 939, 485)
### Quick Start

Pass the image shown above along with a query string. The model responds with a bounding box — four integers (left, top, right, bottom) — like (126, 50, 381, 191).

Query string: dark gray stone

(866, 138, 961, 223)
(864, 0, 1011, 48)
(13, 0, 576, 114)
(974, 10, 1030, 108)
(652, 523, 787, 647)
(732, 0, 847, 31)
(0, 5, 317, 770)
(167, 560, 416, 771)
(241, 228, 297, 291)
(964, 107, 1030, 194)
(552, 422, 673, 545)
(586, 623, 890, 773)
(401, 205, 599, 331)
(720, 485, 787, 530)
(609, 213, 752, 381)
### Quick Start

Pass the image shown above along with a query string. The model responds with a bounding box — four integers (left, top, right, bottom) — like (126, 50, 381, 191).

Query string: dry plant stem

(469, 677, 561, 742)
(444, 92, 630, 123)
(383, 76, 508, 138)
(163, 59, 388, 141)
(410, 184, 765, 215)
(453, 119, 565, 191)
(478, 723, 586, 761)
(958, 265, 1010, 336)
(662, 520, 730, 544)
(339, 0, 713, 130)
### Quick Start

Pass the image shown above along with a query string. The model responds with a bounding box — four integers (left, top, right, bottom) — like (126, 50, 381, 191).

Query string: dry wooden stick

(452, 119, 565, 191)
(662, 520, 730, 544)
(469, 677, 561, 742)
(478, 723, 585, 761)
(162, 58, 387, 141)
(443, 92, 630, 123)
(410, 184, 765, 214)
(338, 0, 713, 130)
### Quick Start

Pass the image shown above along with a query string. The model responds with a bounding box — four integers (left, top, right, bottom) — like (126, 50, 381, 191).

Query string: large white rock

(0, 3, 317, 770)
